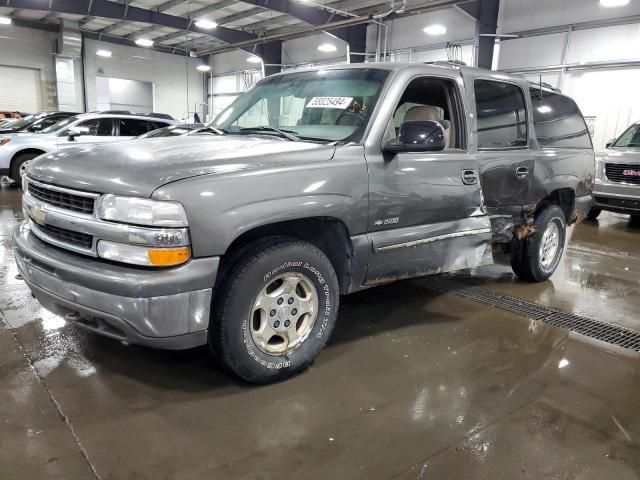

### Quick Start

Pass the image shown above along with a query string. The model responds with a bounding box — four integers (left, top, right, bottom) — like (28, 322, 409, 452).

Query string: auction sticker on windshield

(306, 97, 354, 109)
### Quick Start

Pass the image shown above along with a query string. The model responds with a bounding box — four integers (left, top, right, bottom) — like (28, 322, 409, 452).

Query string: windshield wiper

(239, 126, 301, 142)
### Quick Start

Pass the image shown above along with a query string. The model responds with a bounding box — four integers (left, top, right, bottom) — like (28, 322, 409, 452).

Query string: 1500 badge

(373, 217, 399, 226)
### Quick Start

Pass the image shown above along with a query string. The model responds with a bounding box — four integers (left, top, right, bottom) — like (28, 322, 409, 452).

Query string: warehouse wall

(84, 39, 204, 121)
(366, 8, 476, 64)
(0, 24, 58, 110)
(282, 33, 349, 65)
(498, 0, 640, 150)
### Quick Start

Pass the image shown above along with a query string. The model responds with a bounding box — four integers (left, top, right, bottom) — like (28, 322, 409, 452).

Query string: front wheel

(586, 207, 601, 220)
(209, 237, 339, 384)
(511, 205, 566, 282)
(10, 152, 39, 186)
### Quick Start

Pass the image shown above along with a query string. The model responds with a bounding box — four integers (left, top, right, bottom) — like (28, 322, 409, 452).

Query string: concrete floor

(1, 182, 640, 480)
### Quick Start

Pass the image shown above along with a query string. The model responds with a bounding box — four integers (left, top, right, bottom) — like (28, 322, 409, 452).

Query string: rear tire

(586, 207, 601, 220)
(511, 205, 566, 282)
(10, 152, 40, 186)
(209, 237, 339, 384)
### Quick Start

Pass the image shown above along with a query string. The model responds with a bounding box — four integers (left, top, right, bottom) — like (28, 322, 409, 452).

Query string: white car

(0, 111, 174, 183)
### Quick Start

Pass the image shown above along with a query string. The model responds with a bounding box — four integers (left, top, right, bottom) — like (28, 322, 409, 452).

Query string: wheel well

(10, 149, 46, 173)
(536, 188, 575, 224)
(222, 217, 354, 295)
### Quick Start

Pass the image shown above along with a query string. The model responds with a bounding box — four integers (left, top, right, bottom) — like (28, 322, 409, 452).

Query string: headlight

(97, 195, 188, 227)
(0, 138, 10, 146)
(97, 240, 191, 267)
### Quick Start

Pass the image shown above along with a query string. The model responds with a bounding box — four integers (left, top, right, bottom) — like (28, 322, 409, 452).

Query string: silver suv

(0, 112, 174, 183)
(588, 122, 640, 220)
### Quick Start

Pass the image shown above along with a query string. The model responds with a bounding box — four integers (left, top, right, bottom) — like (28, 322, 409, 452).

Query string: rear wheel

(209, 237, 339, 384)
(511, 205, 566, 282)
(10, 152, 40, 186)
(586, 207, 601, 220)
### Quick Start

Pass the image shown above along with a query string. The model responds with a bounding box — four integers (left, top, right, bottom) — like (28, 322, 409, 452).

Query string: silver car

(0, 112, 174, 183)
(589, 122, 640, 220)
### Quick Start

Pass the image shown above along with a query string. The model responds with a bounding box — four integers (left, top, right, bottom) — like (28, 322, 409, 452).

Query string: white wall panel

(282, 33, 348, 65)
(500, 0, 640, 33)
(0, 25, 57, 110)
(84, 39, 203, 120)
(566, 24, 640, 63)
(0, 66, 42, 112)
(498, 33, 567, 69)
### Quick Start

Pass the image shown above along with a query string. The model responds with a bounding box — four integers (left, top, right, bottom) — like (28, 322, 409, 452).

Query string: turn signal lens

(148, 247, 191, 266)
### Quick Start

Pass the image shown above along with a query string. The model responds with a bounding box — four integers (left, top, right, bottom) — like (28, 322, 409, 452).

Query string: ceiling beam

(9, 0, 259, 46)
(458, 0, 500, 69)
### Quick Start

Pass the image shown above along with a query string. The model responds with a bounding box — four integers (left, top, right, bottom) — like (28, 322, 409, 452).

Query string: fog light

(97, 240, 190, 267)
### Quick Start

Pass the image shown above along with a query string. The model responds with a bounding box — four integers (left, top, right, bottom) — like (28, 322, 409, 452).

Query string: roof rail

(97, 110, 133, 115)
(427, 60, 467, 68)
(146, 112, 175, 120)
(527, 80, 561, 93)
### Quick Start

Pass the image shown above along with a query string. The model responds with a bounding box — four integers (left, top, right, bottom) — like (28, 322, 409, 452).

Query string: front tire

(10, 152, 39, 186)
(586, 207, 601, 220)
(210, 237, 339, 384)
(511, 205, 566, 282)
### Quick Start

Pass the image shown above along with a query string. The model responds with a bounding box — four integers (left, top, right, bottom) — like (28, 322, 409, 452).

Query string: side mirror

(68, 126, 89, 141)
(29, 123, 45, 132)
(384, 120, 446, 153)
(606, 139, 615, 148)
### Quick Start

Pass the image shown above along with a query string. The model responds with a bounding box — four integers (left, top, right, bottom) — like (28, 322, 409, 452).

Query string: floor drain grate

(423, 276, 640, 352)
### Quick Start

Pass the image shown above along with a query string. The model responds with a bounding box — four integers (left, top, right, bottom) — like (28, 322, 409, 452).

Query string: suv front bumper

(14, 221, 219, 350)
(592, 179, 640, 214)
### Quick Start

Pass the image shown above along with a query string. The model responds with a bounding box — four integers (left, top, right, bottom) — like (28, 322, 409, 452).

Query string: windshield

(137, 124, 208, 139)
(211, 68, 389, 143)
(612, 124, 640, 148)
(40, 115, 80, 134)
(0, 114, 38, 129)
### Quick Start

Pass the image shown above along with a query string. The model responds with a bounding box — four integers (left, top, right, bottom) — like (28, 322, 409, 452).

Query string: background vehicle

(0, 111, 78, 135)
(136, 123, 220, 139)
(15, 63, 594, 384)
(588, 122, 640, 220)
(0, 111, 174, 183)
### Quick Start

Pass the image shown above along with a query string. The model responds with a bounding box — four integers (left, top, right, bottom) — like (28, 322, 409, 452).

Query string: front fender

(153, 151, 368, 257)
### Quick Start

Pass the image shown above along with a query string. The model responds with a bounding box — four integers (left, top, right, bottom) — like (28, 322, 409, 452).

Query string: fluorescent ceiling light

(600, 0, 629, 6)
(196, 64, 211, 72)
(135, 38, 154, 47)
(0, 16, 12, 25)
(423, 24, 447, 35)
(247, 56, 262, 64)
(195, 19, 218, 29)
(96, 49, 112, 57)
(318, 43, 337, 53)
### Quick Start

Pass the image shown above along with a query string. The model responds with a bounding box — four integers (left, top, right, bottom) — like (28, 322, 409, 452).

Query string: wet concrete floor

(1, 182, 639, 479)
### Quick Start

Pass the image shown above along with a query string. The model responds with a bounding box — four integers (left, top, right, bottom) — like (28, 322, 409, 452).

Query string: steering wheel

(335, 110, 365, 126)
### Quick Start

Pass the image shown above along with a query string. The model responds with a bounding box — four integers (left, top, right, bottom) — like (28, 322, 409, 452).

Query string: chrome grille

(605, 163, 640, 185)
(35, 223, 93, 249)
(28, 181, 96, 214)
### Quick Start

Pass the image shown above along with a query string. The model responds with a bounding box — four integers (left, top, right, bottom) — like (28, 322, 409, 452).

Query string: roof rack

(95, 110, 175, 120)
(427, 60, 467, 68)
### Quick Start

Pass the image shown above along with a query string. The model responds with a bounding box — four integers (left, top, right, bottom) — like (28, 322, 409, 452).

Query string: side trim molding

(377, 227, 492, 251)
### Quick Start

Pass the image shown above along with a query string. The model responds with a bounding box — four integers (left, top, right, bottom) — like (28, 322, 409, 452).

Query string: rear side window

(474, 80, 528, 149)
(118, 119, 150, 136)
(530, 89, 592, 149)
(74, 118, 113, 136)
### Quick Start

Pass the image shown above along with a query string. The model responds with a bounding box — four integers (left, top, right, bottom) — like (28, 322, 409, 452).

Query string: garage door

(0, 65, 42, 113)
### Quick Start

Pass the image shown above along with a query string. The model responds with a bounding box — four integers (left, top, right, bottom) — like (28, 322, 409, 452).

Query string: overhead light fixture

(0, 16, 12, 25)
(195, 19, 218, 29)
(96, 49, 112, 58)
(318, 43, 337, 53)
(135, 38, 154, 47)
(246, 56, 262, 64)
(423, 24, 447, 35)
(600, 0, 629, 6)
(196, 64, 211, 72)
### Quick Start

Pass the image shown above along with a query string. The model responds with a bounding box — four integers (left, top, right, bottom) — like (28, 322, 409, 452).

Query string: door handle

(515, 166, 530, 180)
(462, 169, 478, 185)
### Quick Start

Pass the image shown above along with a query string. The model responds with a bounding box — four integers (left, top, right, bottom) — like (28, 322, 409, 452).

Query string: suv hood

(599, 148, 640, 164)
(27, 135, 337, 197)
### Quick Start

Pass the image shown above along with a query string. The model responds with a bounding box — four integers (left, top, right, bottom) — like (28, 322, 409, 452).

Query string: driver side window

(387, 76, 464, 150)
